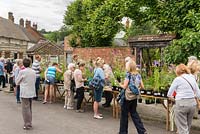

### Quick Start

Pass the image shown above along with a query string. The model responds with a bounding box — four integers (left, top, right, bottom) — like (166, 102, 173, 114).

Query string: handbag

(128, 73, 139, 95)
(89, 73, 105, 90)
(182, 76, 200, 110)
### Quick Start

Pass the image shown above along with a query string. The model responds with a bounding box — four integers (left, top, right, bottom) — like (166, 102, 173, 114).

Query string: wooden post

(140, 48, 143, 73)
(166, 99, 170, 130)
(64, 52, 67, 69)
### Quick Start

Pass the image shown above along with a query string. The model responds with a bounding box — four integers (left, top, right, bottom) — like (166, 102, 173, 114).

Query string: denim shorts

(45, 76, 55, 85)
(94, 87, 103, 102)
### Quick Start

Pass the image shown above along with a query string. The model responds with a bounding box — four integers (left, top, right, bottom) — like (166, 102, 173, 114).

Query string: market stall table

(53, 83, 65, 101)
(103, 88, 170, 131)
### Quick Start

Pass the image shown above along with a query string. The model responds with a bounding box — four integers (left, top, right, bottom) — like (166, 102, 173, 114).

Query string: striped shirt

(47, 66, 56, 78)
(32, 60, 41, 78)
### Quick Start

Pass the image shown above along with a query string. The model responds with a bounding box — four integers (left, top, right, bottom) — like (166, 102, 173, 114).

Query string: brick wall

(72, 47, 134, 65)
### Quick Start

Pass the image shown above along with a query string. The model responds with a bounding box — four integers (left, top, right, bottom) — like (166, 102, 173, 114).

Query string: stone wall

(0, 37, 28, 59)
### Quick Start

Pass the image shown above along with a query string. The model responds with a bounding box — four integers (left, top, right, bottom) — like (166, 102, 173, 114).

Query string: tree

(126, 21, 158, 38)
(44, 26, 72, 43)
(64, 0, 146, 47)
(146, 0, 200, 64)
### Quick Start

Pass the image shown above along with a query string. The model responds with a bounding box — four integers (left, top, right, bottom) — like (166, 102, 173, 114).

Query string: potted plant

(153, 68, 162, 97)
(55, 63, 65, 83)
(111, 77, 120, 91)
(84, 65, 94, 86)
(143, 75, 154, 95)
(159, 66, 176, 98)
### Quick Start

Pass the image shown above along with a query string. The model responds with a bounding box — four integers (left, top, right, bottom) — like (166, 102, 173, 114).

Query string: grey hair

(125, 57, 132, 63)
(188, 56, 197, 61)
(68, 63, 75, 70)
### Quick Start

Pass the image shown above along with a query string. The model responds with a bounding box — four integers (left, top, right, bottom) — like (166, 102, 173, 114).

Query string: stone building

(0, 12, 44, 59)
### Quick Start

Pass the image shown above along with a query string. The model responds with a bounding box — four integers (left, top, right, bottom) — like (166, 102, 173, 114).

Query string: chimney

(8, 12, 14, 23)
(25, 20, 31, 28)
(32, 23, 37, 30)
(19, 18, 24, 27)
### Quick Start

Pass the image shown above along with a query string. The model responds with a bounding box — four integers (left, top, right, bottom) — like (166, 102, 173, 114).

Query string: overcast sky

(0, 0, 74, 31)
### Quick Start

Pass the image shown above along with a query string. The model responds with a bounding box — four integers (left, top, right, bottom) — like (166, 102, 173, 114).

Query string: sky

(0, 0, 74, 31)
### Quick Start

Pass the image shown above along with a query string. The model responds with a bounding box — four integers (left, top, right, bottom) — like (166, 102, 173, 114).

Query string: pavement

(137, 99, 200, 131)
(0, 86, 200, 134)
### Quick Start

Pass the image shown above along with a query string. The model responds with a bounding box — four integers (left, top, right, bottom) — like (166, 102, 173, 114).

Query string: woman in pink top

(74, 61, 87, 112)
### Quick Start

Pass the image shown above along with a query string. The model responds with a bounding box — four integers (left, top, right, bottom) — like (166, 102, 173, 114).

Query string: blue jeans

(16, 86, 20, 102)
(119, 99, 146, 134)
(34, 77, 40, 99)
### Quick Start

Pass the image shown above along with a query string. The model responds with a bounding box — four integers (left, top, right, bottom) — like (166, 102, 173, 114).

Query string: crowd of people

(167, 56, 200, 134)
(0, 58, 14, 89)
(1, 54, 200, 134)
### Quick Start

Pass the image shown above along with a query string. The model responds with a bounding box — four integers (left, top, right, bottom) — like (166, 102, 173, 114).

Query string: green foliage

(159, 67, 176, 91)
(125, 21, 158, 39)
(143, 76, 154, 90)
(146, 0, 200, 64)
(64, 0, 147, 47)
(44, 26, 72, 42)
(63, 0, 200, 62)
(56, 64, 65, 81)
(153, 68, 160, 91)
(143, 66, 176, 91)
(112, 55, 125, 82)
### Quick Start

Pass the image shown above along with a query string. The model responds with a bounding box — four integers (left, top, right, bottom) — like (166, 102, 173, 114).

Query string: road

(0, 90, 199, 134)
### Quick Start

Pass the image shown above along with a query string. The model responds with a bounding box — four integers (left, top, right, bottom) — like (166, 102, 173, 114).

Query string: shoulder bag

(182, 76, 200, 110)
(125, 73, 139, 100)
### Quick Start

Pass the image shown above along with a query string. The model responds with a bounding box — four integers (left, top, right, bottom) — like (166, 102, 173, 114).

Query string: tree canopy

(64, 0, 200, 64)
(43, 26, 72, 43)
(147, 0, 200, 64)
(64, 0, 147, 47)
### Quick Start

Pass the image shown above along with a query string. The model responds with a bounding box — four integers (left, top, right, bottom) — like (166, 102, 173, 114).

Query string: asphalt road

(0, 90, 199, 134)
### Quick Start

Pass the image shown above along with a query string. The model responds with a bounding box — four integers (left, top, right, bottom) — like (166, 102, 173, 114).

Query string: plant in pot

(143, 75, 154, 95)
(84, 65, 94, 86)
(111, 77, 120, 91)
(153, 68, 162, 97)
(55, 63, 65, 83)
(112, 65, 125, 91)
(160, 67, 176, 98)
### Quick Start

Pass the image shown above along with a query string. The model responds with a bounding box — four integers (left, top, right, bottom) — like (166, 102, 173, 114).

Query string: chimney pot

(32, 23, 37, 30)
(8, 12, 14, 23)
(19, 18, 24, 27)
(25, 20, 31, 28)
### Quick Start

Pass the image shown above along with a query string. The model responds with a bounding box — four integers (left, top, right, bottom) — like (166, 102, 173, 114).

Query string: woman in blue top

(93, 57, 105, 119)
(43, 63, 62, 104)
